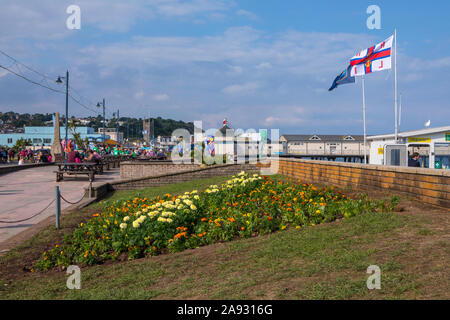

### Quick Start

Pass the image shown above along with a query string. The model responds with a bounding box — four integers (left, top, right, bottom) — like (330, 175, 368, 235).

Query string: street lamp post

(97, 99, 106, 151)
(56, 70, 69, 162)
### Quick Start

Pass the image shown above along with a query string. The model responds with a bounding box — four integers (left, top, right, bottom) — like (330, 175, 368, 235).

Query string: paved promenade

(0, 165, 120, 246)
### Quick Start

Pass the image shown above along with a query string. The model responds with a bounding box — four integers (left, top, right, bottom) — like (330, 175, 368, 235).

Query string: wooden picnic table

(54, 162, 102, 182)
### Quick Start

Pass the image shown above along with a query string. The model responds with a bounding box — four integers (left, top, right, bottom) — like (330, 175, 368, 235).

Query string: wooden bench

(54, 162, 102, 182)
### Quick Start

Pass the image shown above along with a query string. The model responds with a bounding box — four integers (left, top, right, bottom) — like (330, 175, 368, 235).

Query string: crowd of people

(0, 144, 169, 166)
(0, 147, 50, 165)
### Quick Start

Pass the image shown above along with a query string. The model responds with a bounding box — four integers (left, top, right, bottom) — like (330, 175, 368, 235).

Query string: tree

(13, 138, 31, 151)
(68, 118, 89, 150)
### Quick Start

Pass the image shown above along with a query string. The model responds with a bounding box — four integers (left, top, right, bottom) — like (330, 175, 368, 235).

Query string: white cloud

(134, 91, 145, 100)
(255, 62, 272, 70)
(236, 9, 259, 21)
(0, 0, 232, 39)
(0, 69, 9, 78)
(154, 93, 170, 101)
(222, 82, 260, 95)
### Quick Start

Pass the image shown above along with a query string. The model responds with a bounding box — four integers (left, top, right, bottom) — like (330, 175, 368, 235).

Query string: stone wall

(120, 161, 200, 179)
(274, 158, 450, 208)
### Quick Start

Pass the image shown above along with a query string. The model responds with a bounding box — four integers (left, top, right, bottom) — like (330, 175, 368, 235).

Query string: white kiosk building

(368, 126, 450, 169)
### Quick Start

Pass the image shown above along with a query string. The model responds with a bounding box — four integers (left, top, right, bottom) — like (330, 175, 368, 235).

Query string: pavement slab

(0, 165, 120, 245)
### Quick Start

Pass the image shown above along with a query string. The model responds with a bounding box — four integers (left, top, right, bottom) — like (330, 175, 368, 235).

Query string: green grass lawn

(0, 174, 448, 300)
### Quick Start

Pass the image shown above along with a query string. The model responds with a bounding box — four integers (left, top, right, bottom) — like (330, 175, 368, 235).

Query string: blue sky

(0, 0, 449, 135)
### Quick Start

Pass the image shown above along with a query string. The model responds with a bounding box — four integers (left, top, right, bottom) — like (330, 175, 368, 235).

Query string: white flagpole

(399, 93, 402, 132)
(394, 28, 398, 143)
(362, 75, 367, 164)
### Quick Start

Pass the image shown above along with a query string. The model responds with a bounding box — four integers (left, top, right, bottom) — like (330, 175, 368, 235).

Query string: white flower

(119, 223, 127, 229)
(132, 221, 140, 228)
(166, 218, 173, 223)
(190, 204, 197, 210)
(123, 216, 130, 222)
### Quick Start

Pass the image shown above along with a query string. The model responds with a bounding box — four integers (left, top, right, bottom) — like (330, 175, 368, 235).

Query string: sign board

(407, 137, 431, 143)
(446, 132, 450, 141)
(378, 147, 384, 155)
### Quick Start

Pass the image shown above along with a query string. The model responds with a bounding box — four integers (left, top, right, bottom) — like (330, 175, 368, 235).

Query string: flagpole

(394, 28, 398, 143)
(399, 93, 402, 133)
(362, 75, 367, 164)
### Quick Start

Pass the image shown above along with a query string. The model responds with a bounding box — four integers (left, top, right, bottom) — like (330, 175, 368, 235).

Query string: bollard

(55, 186, 61, 229)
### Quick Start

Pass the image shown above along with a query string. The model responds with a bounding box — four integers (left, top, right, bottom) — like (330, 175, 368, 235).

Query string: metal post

(394, 28, 398, 143)
(117, 109, 119, 143)
(102, 98, 106, 150)
(362, 75, 367, 164)
(55, 186, 61, 229)
(65, 70, 69, 163)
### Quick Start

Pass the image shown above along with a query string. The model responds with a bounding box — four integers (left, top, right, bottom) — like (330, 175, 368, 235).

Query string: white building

(368, 126, 450, 169)
(97, 128, 123, 143)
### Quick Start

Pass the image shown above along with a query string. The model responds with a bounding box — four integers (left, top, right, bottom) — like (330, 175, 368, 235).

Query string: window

(309, 135, 321, 140)
(33, 138, 42, 144)
(344, 136, 355, 141)
(7, 138, 13, 144)
(43, 138, 51, 144)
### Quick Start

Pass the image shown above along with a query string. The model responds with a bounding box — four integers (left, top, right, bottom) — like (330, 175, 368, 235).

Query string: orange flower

(241, 227, 245, 230)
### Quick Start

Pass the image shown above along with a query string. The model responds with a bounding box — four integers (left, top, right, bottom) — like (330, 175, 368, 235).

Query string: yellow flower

(281, 225, 287, 230)
(296, 226, 301, 229)
(316, 210, 321, 214)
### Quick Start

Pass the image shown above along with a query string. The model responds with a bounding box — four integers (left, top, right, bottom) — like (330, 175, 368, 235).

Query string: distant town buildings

(97, 128, 123, 143)
(0, 126, 106, 148)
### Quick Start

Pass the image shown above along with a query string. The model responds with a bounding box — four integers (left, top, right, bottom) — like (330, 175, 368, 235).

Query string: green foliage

(35, 173, 394, 270)
(68, 118, 89, 150)
(13, 138, 31, 150)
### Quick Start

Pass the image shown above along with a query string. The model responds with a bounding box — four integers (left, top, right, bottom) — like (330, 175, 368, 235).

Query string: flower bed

(36, 172, 397, 270)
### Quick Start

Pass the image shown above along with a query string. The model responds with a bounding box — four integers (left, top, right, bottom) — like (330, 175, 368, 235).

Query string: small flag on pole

(350, 35, 393, 76)
(329, 65, 355, 91)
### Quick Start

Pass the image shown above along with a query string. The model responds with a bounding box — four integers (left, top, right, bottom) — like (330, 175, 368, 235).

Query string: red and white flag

(350, 35, 393, 76)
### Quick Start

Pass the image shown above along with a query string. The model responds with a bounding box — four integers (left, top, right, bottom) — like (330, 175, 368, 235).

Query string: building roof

(281, 134, 365, 142)
(367, 126, 450, 140)
(216, 125, 234, 136)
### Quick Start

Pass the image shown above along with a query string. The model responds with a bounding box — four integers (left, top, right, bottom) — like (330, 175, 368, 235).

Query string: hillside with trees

(0, 111, 194, 138)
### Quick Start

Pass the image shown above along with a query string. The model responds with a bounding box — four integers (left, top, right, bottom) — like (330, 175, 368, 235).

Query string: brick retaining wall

(274, 158, 450, 208)
(120, 161, 200, 179)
